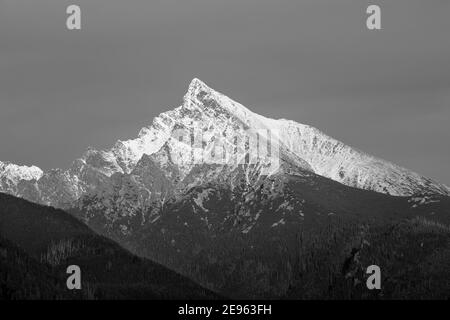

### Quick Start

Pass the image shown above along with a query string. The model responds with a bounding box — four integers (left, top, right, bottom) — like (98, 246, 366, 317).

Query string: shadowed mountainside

(0, 192, 219, 300)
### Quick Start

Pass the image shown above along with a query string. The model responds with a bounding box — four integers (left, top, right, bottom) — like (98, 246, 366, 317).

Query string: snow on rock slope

(0, 78, 449, 210)
(0, 161, 43, 194)
(273, 121, 450, 196)
(0, 161, 43, 181)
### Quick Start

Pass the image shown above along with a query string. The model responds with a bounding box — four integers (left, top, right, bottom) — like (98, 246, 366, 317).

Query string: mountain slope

(69, 166, 450, 298)
(0, 236, 74, 300)
(0, 192, 218, 300)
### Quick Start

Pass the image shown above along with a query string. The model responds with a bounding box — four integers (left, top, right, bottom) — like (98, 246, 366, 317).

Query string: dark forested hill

(0, 192, 218, 300)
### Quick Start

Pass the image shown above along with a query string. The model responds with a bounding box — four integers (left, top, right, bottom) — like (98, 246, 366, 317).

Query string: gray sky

(1, 0, 449, 185)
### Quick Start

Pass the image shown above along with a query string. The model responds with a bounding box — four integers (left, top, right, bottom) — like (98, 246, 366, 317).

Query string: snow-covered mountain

(2, 78, 450, 299)
(1, 78, 448, 209)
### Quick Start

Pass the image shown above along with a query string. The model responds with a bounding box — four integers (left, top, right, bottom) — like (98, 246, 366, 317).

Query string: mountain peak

(183, 78, 257, 125)
(184, 78, 214, 106)
(188, 78, 211, 92)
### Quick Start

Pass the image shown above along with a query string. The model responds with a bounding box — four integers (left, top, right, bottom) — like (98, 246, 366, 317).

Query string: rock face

(0, 161, 43, 198)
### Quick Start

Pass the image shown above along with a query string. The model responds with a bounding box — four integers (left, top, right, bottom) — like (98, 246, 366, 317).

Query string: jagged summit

(187, 77, 210, 93)
(183, 78, 258, 123)
(184, 78, 213, 107)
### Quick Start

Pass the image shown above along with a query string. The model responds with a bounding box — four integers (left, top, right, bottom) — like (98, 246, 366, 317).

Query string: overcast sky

(0, 0, 449, 185)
